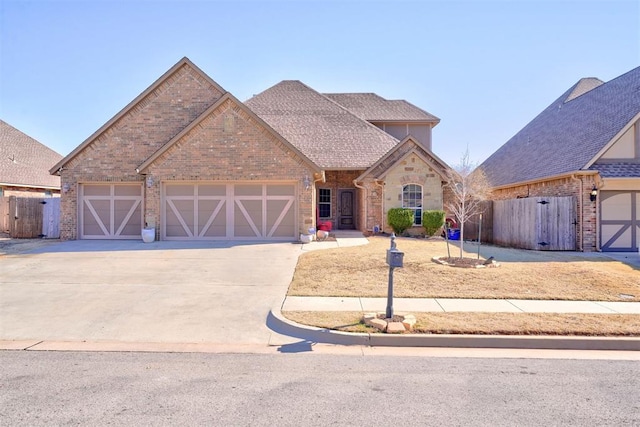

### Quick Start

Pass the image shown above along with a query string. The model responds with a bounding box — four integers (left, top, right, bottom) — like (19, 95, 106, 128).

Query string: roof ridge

(317, 89, 403, 142)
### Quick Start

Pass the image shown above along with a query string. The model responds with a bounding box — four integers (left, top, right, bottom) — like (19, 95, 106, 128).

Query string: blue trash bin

(447, 228, 460, 240)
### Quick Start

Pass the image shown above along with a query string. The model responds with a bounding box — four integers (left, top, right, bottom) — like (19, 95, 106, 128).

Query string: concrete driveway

(0, 240, 302, 346)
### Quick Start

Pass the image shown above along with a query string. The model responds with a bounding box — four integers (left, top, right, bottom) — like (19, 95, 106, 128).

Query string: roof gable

(324, 93, 440, 123)
(479, 66, 640, 188)
(50, 57, 226, 174)
(357, 136, 450, 181)
(245, 81, 401, 169)
(137, 93, 320, 173)
(1, 120, 62, 189)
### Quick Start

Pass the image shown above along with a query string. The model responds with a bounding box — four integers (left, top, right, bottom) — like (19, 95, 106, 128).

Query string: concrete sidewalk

(282, 296, 640, 314)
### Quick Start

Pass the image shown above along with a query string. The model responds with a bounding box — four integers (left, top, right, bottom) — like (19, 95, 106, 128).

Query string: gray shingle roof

(245, 81, 401, 169)
(589, 162, 640, 178)
(0, 120, 62, 189)
(323, 93, 440, 123)
(479, 67, 640, 188)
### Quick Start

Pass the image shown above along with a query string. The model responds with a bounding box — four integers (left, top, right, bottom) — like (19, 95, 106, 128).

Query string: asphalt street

(2, 350, 639, 426)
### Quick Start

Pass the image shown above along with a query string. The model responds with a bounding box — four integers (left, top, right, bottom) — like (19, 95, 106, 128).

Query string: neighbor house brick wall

(490, 175, 598, 251)
(58, 64, 224, 240)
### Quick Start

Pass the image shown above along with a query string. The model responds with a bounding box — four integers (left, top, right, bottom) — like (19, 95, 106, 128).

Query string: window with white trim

(318, 188, 331, 218)
(402, 184, 423, 225)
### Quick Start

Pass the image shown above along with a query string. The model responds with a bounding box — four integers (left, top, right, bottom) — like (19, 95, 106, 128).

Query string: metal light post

(385, 233, 404, 319)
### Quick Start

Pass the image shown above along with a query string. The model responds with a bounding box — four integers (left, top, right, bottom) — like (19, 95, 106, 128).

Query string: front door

(338, 189, 355, 229)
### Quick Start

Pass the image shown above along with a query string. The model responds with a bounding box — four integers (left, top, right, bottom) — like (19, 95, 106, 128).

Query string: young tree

(445, 149, 490, 258)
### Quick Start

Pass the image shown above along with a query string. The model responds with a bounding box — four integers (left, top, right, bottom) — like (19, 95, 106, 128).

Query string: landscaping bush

(387, 208, 415, 235)
(422, 210, 446, 237)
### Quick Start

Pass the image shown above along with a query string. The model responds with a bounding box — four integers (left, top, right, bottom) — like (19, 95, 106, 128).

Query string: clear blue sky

(1, 0, 638, 167)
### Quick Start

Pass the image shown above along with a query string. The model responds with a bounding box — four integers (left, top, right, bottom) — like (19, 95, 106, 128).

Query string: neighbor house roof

(324, 93, 440, 123)
(245, 81, 401, 169)
(478, 66, 640, 188)
(1, 120, 62, 189)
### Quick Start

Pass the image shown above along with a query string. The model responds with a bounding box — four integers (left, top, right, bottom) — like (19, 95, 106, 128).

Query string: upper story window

(402, 184, 423, 225)
(318, 188, 331, 218)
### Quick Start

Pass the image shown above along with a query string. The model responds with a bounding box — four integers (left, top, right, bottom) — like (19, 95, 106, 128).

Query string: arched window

(402, 184, 423, 225)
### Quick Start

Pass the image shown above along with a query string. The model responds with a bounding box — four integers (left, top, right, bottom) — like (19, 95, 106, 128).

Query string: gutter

(490, 170, 599, 191)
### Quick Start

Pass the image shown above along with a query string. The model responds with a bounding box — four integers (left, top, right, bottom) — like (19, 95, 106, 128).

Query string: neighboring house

(478, 66, 640, 252)
(50, 57, 451, 241)
(1, 120, 62, 198)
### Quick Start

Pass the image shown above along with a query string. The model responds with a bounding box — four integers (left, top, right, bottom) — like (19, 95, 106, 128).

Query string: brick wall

(145, 99, 315, 237)
(320, 170, 362, 230)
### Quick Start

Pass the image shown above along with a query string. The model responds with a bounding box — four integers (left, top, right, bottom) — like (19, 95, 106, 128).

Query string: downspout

(353, 179, 367, 232)
(375, 179, 385, 232)
(570, 174, 584, 252)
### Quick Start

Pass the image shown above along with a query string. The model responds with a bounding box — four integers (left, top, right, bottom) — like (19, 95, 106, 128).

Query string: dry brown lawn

(288, 236, 640, 335)
(290, 236, 640, 301)
(284, 311, 640, 336)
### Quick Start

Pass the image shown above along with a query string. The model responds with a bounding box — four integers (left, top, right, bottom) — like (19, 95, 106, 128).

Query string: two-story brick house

(50, 57, 451, 241)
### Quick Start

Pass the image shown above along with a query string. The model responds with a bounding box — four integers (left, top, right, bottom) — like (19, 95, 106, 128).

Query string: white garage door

(600, 191, 639, 252)
(162, 182, 296, 240)
(80, 184, 143, 239)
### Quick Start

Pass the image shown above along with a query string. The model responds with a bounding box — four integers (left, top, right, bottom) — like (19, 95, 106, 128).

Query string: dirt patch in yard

(290, 236, 640, 302)
(0, 234, 60, 256)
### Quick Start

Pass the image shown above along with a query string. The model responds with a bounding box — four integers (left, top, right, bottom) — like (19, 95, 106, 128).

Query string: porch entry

(337, 189, 355, 230)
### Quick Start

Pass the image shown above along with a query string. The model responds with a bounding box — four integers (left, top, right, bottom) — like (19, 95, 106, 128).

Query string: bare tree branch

(444, 149, 490, 258)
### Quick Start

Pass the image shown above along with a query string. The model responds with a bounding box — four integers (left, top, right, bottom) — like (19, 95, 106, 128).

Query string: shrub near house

(387, 208, 415, 235)
(422, 210, 445, 237)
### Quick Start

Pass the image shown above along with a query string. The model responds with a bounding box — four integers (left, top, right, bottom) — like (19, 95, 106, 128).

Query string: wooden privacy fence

(492, 196, 576, 251)
(0, 196, 61, 239)
(463, 200, 493, 243)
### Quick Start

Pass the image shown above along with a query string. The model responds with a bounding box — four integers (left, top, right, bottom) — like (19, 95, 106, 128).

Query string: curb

(269, 309, 640, 351)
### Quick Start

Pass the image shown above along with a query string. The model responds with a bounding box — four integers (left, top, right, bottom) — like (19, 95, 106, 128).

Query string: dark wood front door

(338, 189, 355, 229)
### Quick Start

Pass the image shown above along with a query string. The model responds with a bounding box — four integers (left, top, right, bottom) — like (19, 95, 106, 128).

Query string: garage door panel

(198, 184, 226, 197)
(83, 185, 110, 196)
(602, 224, 632, 249)
(235, 200, 263, 237)
(115, 185, 143, 197)
(600, 191, 638, 251)
(198, 199, 226, 238)
(115, 200, 142, 236)
(267, 185, 295, 196)
(80, 184, 143, 239)
(268, 200, 295, 237)
(166, 200, 195, 238)
(235, 185, 262, 196)
(602, 193, 631, 220)
(163, 182, 296, 240)
(83, 201, 109, 236)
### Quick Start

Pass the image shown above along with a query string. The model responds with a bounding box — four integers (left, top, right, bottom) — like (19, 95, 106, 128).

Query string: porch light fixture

(590, 185, 598, 202)
(146, 176, 154, 188)
(303, 175, 311, 190)
(62, 183, 70, 193)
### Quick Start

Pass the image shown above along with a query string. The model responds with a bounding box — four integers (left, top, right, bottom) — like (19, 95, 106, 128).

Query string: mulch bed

(432, 256, 499, 268)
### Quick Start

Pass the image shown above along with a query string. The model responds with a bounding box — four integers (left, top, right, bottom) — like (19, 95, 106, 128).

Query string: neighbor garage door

(79, 184, 143, 239)
(600, 191, 639, 252)
(162, 182, 296, 240)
